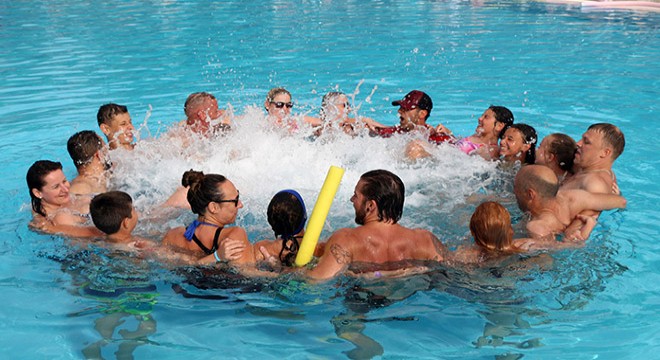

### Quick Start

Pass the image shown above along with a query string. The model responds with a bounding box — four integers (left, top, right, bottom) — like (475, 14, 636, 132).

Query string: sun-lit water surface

(1, 0, 659, 359)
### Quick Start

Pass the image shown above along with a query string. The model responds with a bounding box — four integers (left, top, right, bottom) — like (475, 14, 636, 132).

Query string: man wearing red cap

(374, 90, 451, 145)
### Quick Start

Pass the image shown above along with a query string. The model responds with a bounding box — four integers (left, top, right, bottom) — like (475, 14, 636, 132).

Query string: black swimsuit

(191, 226, 223, 255)
(183, 220, 224, 255)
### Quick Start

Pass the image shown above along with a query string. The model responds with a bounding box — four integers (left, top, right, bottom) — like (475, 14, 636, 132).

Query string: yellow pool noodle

(295, 165, 345, 267)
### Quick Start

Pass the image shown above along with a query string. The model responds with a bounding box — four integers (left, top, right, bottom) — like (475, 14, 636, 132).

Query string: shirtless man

(374, 90, 451, 159)
(514, 165, 626, 240)
(97, 103, 135, 150)
(182, 92, 231, 135)
(561, 123, 625, 194)
(560, 123, 625, 234)
(306, 169, 446, 281)
(66, 130, 111, 196)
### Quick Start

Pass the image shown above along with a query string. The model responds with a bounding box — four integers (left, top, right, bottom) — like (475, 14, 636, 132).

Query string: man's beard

(354, 202, 367, 225)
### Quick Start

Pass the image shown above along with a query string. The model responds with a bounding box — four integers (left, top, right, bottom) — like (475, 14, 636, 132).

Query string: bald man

(514, 165, 626, 239)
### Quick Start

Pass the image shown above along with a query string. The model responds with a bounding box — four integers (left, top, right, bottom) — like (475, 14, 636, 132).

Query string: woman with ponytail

(162, 170, 252, 264)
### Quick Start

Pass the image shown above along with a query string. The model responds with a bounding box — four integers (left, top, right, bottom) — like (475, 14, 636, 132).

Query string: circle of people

(26, 88, 627, 281)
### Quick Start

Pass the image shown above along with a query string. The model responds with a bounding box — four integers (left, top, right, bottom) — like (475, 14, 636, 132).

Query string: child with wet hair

(535, 133, 577, 184)
(451, 201, 586, 264)
(219, 189, 323, 273)
(91, 191, 216, 264)
(452, 201, 525, 264)
(500, 123, 538, 166)
(262, 189, 308, 267)
(90, 191, 149, 249)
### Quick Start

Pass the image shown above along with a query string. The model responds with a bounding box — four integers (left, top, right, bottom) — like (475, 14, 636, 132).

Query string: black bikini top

(184, 220, 224, 255)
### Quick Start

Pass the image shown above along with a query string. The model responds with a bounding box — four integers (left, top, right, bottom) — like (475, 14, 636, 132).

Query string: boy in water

(97, 103, 135, 150)
(90, 191, 223, 264)
(66, 130, 111, 196)
(90, 191, 147, 249)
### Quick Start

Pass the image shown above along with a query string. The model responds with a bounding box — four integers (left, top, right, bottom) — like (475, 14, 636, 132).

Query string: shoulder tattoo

(330, 243, 351, 264)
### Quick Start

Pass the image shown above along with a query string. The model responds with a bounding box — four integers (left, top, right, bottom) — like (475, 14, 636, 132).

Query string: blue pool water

(1, 0, 659, 358)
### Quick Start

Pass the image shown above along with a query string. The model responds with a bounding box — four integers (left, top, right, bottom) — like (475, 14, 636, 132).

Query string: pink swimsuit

(456, 137, 484, 155)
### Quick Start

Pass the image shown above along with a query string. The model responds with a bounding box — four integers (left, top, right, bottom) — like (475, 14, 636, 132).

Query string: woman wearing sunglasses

(162, 170, 252, 264)
(264, 87, 321, 131)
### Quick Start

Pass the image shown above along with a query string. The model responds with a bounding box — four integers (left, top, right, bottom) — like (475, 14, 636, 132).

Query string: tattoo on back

(330, 244, 351, 264)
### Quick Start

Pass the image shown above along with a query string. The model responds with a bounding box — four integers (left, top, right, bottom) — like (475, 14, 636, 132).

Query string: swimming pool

(1, 0, 659, 358)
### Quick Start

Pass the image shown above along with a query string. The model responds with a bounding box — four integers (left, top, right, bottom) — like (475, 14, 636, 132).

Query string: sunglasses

(270, 101, 294, 109)
(215, 191, 240, 207)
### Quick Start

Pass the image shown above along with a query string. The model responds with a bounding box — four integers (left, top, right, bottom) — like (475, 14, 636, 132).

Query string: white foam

(108, 106, 502, 241)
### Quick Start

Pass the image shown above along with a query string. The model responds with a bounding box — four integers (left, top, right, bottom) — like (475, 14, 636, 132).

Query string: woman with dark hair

(26, 160, 101, 237)
(219, 189, 322, 271)
(162, 170, 251, 264)
(499, 123, 537, 166)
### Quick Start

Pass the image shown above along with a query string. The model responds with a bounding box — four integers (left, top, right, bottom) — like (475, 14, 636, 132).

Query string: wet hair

(588, 123, 625, 160)
(184, 92, 216, 118)
(488, 105, 514, 139)
(508, 123, 537, 165)
(181, 169, 228, 216)
(97, 103, 128, 126)
(470, 202, 516, 253)
(359, 169, 405, 224)
(320, 91, 346, 121)
(267, 190, 307, 267)
(66, 130, 103, 168)
(266, 87, 291, 103)
(546, 133, 577, 173)
(26, 160, 63, 216)
(90, 191, 133, 235)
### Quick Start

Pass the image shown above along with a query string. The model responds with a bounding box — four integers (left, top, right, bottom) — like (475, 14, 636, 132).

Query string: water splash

(109, 106, 502, 241)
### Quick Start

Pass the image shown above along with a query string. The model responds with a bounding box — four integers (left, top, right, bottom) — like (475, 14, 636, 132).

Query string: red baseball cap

(392, 90, 433, 111)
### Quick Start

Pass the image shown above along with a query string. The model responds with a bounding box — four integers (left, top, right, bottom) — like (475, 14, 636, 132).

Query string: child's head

(500, 123, 537, 164)
(267, 189, 307, 267)
(488, 105, 514, 139)
(97, 103, 134, 149)
(90, 191, 137, 236)
(66, 130, 107, 170)
(536, 133, 577, 173)
(469, 201, 514, 252)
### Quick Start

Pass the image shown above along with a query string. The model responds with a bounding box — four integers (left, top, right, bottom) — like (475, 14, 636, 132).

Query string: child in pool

(90, 191, 217, 265)
(219, 189, 325, 273)
(450, 201, 589, 265)
(90, 191, 151, 251)
(535, 133, 577, 185)
(499, 123, 538, 166)
(436, 105, 514, 160)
